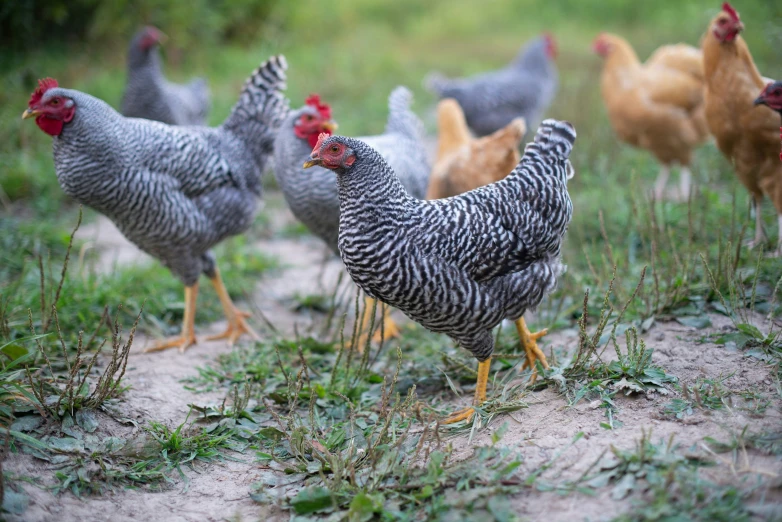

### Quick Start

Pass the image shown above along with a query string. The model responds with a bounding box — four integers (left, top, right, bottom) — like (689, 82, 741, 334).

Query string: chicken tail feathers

(385, 86, 425, 141)
(525, 119, 576, 163)
(223, 55, 289, 132)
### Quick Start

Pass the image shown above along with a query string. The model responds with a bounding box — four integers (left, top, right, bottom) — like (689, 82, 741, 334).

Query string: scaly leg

(145, 284, 199, 353)
(206, 266, 260, 346)
(747, 196, 768, 249)
(516, 317, 549, 383)
(769, 214, 782, 258)
(353, 297, 400, 353)
(653, 165, 670, 201)
(678, 166, 692, 201)
(443, 358, 491, 424)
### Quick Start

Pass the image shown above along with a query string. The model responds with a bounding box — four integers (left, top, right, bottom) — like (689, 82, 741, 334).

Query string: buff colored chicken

(426, 99, 526, 200)
(593, 33, 709, 200)
(702, 3, 782, 256)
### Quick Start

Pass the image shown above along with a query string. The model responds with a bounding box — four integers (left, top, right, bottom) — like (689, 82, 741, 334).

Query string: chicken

(274, 88, 431, 345)
(753, 81, 782, 162)
(426, 101, 546, 368)
(426, 98, 526, 200)
(121, 26, 210, 126)
(303, 119, 575, 423)
(702, 3, 782, 256)
(425, 34, 558, 137)
(23, 56, 289, 352)
(593, 33, 709, 200)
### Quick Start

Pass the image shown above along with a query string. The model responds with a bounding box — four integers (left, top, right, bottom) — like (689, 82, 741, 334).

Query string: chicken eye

(51, 98, 59, 105)
(305, 115, 314, 121)
(718, 18, 727, 25)
(331, 145, 339, 153)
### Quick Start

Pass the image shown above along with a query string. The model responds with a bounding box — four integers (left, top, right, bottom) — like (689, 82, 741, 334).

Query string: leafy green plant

(663, 375, 732, 418)
(543, 269, 676, 429)
(581, 431, 752, 521)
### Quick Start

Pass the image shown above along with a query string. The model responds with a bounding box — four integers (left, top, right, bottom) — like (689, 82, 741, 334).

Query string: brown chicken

(702, 3, 782, 256)
(426, 99, 527, 200)
(593, 33, 709, 200)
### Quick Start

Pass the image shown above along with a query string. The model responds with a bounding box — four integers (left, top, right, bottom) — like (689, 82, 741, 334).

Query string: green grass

(604, 432, 753, 522)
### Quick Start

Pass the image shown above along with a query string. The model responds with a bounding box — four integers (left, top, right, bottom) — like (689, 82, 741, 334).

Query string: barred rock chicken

(304, 119, 575, 423)
(593, 33, 709, 200)
(702, 3, 782, 256)
(754, 81, 782, 162)
(274, 87, 431, 344)
(425, 34, 558, 137)
(23, 56, 289, 352)
(121, 26, 210, 126)
(427, 98, 526, 199)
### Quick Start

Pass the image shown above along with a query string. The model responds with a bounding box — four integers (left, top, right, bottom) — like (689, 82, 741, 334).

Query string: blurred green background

(2, 0, 780, 205)
(1, 0, 781, 335)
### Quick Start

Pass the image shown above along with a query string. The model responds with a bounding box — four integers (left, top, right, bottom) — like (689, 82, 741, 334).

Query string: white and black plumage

(426, 35, 559, 137)
(274, 88, 430, 344)
(121, 26, 210, 126)
(273, 87, 430, 254)
(24, 56, 289, 351)
(305, 119, 575, 421)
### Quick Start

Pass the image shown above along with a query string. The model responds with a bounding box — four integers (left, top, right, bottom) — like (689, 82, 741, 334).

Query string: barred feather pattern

(273, 86, 430, 253)
(48, 55, 288, 286)
(330, 119, 575, 361)
(426, 36, 558, 137)
(121, 30, 210, 126)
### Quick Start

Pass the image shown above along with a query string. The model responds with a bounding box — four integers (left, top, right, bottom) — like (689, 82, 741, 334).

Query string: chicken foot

(443, 358, 491, 424)
(145, 284, 199, 353)
(516, 317, 549, 383)
(206, 266, 260, 346)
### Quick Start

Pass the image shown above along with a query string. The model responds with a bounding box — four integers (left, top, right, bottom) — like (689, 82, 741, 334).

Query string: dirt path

(6, 194, 782, 521)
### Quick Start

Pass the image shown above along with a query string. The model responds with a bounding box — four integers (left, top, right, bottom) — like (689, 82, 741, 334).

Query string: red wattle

(36, 115, 64, 136)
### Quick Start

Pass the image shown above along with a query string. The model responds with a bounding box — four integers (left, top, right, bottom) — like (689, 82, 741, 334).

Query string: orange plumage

(702, 3, 782, 255)
(594, 33, 709, 200)
(426, 99, 526, 200)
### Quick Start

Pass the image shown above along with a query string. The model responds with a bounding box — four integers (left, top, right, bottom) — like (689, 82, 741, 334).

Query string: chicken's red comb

(543, 32, 558, 58)
(722, 2, 740, 22)
(29, 78, 58, 107)
(305, 94, 332, 120)
(312, 132, 330, 155)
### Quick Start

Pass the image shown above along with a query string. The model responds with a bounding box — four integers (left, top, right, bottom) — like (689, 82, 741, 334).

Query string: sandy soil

(6, 195, 781, 522)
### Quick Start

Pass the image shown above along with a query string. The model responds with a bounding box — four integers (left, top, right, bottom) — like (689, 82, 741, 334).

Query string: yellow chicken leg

(443, 358, 491, 424)
(353, 297, 400, 353)
(516, 317, 549, 383)
(145, 284, 199, 353)
(206, 266, 260, 346)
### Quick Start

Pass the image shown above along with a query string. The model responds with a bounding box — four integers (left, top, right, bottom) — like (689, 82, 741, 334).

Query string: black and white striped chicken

(23, 56, 289, 353)
(304, 119, 575, 422)
(121, 26, 210, 126)
(274, 87, 430, 344)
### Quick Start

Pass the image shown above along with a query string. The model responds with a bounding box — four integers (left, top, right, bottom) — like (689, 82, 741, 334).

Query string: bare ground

(6, 195, 782, 522)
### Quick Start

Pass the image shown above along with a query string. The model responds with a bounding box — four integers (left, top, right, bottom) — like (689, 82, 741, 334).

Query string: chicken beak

(753, 96, 767, 107)
(321, 121, 338, 132)
(303, 157, 323, 169)
(22, 108, 40, 120)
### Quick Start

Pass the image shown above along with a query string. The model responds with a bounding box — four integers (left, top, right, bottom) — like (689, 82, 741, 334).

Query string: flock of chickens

(20, 3, 782, 423)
